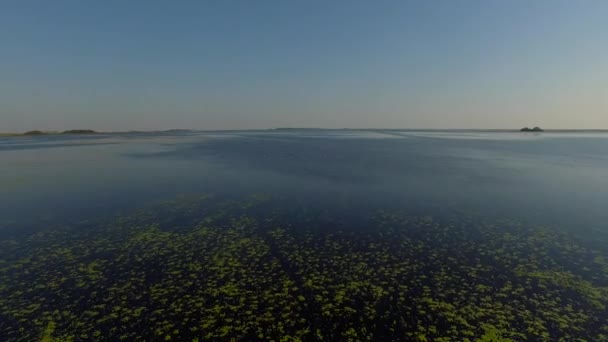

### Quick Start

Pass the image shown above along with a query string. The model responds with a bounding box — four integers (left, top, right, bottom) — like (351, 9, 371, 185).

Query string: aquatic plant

(0, 195, 607, 341)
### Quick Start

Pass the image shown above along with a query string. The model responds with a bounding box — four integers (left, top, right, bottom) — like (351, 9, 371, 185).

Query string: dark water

(1, 130, 608, 341)
(2, 130, 608, 238)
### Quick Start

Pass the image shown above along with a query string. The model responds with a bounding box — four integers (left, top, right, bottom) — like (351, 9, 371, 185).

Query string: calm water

(2, 130, 608, 240)
(2, 130, 608, 341)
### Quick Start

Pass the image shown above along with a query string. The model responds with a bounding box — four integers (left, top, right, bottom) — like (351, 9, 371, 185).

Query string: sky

(1, 0, 607, 131)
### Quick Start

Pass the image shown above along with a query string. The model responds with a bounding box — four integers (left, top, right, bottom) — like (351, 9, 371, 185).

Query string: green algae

(0, 195, 607, 341)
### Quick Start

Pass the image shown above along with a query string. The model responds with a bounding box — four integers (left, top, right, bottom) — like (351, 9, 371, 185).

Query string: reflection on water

(2, 130, 608, 238)
(1, 130, 608, 340)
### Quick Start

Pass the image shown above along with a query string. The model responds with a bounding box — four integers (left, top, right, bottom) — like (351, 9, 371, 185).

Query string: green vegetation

(23, 130, 47, 136)
(0, 195, 607, 341)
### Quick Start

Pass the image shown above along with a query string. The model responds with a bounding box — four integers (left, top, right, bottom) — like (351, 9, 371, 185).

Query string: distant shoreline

(0, 129, 98, 137)
(2, 128, 608, 137)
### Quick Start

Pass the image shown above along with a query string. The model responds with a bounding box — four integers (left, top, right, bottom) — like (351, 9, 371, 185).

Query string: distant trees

(23, 130, 45, 135)
(62, 130, 97, 134)
(520, 127, 544, 132)
(20, 129, 97, 136)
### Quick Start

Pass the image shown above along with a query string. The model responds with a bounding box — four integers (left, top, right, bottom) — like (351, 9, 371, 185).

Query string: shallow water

(1, 130, 608, 340)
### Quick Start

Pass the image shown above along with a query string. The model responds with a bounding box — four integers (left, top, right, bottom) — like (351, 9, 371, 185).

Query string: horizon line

(4, 127, 608, 135)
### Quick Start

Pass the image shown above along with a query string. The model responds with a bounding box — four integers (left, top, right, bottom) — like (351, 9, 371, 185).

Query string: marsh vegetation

(1, 194, 607, 341)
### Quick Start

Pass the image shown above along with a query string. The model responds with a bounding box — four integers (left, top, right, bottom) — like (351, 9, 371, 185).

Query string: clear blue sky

(1, 0, 607, 131)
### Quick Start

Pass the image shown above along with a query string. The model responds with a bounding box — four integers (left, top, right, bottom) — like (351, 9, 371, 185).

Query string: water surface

(1, 130, 608, 341)
(2, 130, 607, 238)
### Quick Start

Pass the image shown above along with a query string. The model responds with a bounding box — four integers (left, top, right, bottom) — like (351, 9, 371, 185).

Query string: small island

(520, 126, 544, 132)
(16, 129, 98, 137)
(23, 130, 47, 136)
(62, 129, 97, 135)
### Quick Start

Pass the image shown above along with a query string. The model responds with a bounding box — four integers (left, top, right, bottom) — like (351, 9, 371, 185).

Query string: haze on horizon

(1, 0, 607, 132)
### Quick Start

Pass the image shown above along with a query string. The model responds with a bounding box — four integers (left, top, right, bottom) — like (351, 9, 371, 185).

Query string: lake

(1, 130, 608, 341)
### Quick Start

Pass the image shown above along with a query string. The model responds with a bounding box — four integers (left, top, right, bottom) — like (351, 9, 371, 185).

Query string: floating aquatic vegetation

(0, 195, 607, 341)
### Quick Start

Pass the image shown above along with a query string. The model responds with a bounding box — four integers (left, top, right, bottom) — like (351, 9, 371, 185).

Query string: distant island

(20, 129, 98, 136)
(62, 129, 97, 135)
(520, 127, 544, 132)
(23, 130, 47, 136)
(273, 127, 324, 131)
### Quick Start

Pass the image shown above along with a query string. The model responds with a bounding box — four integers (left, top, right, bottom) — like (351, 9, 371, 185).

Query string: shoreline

(2, 128, 608, 137)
